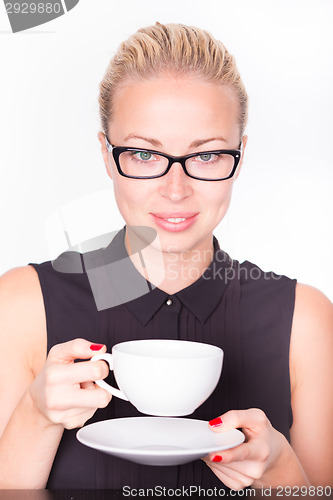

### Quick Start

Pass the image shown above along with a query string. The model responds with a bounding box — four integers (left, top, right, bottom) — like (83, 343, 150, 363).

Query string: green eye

(199, 153, 212, 161)
(138, 151, 152, 161)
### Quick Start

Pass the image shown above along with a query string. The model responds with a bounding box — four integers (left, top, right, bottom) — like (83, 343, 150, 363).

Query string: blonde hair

(99, 22, 248, 138)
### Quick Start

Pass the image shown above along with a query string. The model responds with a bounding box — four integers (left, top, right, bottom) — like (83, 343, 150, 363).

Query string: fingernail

(90, 343, 104, 351)
(212, 455, 222, 462)
(209, 417, 223, 427)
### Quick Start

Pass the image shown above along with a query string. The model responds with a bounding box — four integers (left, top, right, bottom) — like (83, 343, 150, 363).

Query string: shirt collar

(111, 227, 233, 326)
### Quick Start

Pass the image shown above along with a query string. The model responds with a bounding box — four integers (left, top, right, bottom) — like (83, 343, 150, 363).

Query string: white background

(0, 0, 332, 299)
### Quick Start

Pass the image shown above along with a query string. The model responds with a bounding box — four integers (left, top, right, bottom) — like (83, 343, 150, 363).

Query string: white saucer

(77, 417, 245, 466)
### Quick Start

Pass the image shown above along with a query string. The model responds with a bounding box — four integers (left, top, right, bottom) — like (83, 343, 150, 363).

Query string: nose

(158, 162, 193, 202)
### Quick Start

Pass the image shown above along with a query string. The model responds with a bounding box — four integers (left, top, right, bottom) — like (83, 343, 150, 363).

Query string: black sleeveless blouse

(29, 227, 296, 490)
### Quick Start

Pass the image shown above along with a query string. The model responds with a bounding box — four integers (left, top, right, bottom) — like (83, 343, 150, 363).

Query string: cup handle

(90, 353, 129, 401)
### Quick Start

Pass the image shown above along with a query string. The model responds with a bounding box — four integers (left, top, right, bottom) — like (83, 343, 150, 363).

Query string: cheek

(112, 179, 149, 212)
(204, 182, 233, 214)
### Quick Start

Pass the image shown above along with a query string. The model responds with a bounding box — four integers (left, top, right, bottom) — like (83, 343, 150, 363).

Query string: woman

(0, 22, 332, 491)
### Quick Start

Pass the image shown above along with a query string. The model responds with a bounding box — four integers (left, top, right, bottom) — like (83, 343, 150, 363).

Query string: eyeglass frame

(105, 135, 243, 181)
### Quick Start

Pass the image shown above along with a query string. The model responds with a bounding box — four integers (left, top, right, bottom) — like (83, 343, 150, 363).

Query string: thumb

(48, 338, 107, 363)
(209, 408, 268, 433)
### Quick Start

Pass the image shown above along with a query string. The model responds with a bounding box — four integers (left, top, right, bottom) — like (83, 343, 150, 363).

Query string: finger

(209, 408, 270, 433)
(73, 386, 112, 409)
(208, 438, 268, 472)
(46, 359, 109, 386)
(208, 458, 265, 482)
(67, 360, 110, 385)
(48, 339, 106, 363)
(52, 385, 112, 410)
(52, 406, 102, 429)
(209, 460, 254, 484)
(209, 442, 252, 464)
(204, 461, 253, 490)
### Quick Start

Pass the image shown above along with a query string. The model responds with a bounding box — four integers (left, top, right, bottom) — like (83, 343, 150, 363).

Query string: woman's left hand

(202, 409, 309, 491)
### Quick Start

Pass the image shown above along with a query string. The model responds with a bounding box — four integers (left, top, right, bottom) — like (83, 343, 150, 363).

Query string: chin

(158, 234, 199, 253)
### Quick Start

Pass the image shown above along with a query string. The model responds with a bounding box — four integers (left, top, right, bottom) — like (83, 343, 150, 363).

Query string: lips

(150, 212, 199, 232)
(151, 212, 198, 219)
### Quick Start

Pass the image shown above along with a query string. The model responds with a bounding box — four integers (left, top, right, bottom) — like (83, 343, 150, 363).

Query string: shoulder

(290, 283, 333, 388)
(0, 266, 46, 375)
(293, 282, 332, 318)
(0, 265, 43, 310)
(292, 283, 332, 348)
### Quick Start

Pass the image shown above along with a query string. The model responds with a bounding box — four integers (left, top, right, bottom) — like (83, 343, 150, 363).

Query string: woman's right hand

(28, 338, 112, 430)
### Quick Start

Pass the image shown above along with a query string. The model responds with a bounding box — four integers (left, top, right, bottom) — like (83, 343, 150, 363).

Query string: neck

(125, 229, 215, 294)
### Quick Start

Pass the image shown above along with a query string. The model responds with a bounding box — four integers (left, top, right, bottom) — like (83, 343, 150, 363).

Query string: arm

(203, 283, 333, 490)
(0, 266, 111, 489)
(289, 283, 333, 486)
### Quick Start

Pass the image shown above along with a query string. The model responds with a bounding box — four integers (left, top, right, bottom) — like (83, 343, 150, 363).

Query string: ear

(234, 134, 248, 180)
(98, 131, 113, 180)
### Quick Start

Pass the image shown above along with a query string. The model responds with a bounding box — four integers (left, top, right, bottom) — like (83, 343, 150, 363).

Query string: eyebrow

(123, 134, 229, 149)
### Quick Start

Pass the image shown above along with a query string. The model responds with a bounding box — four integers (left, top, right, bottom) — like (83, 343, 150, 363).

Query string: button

(166, 299, 173, 306)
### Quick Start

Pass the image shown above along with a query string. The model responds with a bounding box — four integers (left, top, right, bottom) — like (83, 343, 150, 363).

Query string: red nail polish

(209, 417, 223, 427)
(90, 344, 104, 351)
(212, 455, 222, 462)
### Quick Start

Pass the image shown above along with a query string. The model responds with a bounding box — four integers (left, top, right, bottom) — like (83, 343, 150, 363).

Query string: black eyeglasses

(105, 135, 242, 181)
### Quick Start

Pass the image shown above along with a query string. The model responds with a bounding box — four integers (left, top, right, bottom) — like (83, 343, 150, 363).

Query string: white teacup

(91, 339, 223, 416)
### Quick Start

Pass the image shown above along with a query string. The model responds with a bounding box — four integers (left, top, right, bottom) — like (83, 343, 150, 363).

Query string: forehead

(108, 76, 241, 146)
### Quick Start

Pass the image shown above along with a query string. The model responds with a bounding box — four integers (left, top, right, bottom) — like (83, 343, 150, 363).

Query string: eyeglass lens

(117, 150, 236, 180)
